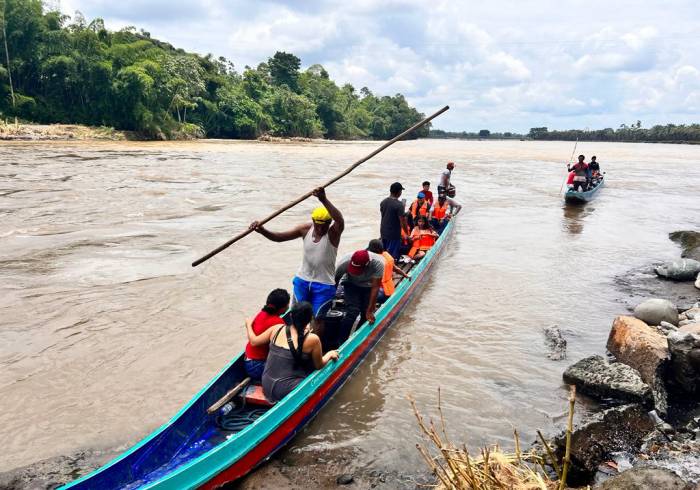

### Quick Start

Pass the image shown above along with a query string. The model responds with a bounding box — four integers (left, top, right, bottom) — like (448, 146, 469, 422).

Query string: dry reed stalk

(537, 430, 561, 479)
(410, 389, 579, 490)
(559, 385, 576, 490)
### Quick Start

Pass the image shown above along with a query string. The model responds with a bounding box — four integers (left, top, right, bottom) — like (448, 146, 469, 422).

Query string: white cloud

(57, 0, 700, 132)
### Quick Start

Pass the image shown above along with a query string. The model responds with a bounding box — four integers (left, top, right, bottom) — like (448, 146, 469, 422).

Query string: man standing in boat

(567, 155, 589, 192)
(380, 182, 408, 260)
(249, 187, 344, 325)
(437, 161, 455, 195)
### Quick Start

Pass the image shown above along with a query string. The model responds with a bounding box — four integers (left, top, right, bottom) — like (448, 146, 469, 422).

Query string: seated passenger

(566, 170, 575, 189)
(262, 302, 338, 402)
(420, 181, 434, 206)
(243, 288, 290, 381)
(589, 156, 601, 182)
(407, 216, 439, 260)
(366, 239, 411, 303)
(429, 193, 452, 234)
(408, 192, 430, 228)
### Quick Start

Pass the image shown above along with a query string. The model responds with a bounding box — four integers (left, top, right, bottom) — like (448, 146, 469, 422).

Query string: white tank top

(296, 227, 337, 285)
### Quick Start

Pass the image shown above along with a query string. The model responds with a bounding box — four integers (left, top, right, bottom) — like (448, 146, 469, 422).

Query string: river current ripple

(1, 139, 699, 481)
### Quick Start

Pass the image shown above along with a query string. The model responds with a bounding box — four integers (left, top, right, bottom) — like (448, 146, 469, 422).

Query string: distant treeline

(528, 124, 700, 143)
(0, 0, 427, 139)
(428, 129, 524, 139)
(430, 124, 700, 144)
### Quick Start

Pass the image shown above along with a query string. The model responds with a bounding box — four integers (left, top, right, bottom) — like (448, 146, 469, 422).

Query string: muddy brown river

(1, 139, 699, 485)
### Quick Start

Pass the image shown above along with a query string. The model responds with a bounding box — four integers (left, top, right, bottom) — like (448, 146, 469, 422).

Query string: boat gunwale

(62, 218, 456, 489)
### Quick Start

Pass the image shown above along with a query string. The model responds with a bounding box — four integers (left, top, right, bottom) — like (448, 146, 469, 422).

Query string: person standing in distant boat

(380, 182, 408, 260)
(437, 161, 455, 195)
(250, 187, 344, 326)
(567, 155, 588, 192)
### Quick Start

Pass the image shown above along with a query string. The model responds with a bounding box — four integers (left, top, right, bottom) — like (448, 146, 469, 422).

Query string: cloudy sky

(60, 0, 700, 132)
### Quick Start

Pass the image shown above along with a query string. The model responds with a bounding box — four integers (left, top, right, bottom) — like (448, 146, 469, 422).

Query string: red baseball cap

(347, 250, 370, 276)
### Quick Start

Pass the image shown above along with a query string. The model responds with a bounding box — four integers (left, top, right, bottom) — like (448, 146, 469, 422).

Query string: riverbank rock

(634, 298, 679, 326)
(669, 230, 700, 262)
(655, 259, 700, 281)
(607, 316, 670, 415)
(667, 325, 700, 395)
(563, 355, 652, 404)
(543, 325, 567, 360)
(696, 273, 700, 290)
(553, 404, 655, 484)
(595, 467, 691, 489)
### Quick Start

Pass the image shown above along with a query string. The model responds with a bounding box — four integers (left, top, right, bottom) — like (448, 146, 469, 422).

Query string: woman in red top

(243, 288, 290, 381)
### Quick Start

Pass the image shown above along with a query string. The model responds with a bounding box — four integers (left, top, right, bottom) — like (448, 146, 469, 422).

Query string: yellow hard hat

(311, 207, 331, 224)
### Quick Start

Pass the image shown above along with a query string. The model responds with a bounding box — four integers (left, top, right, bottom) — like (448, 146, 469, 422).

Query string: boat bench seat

(241, 384, 275, 407)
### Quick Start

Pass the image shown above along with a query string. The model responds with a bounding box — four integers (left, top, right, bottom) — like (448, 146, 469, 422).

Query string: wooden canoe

(564, 177, 604, 204)
(61, 218, 457, 489)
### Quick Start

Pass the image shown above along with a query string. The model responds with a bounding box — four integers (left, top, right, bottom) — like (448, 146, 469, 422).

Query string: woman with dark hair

(407, 215, 439, 261)
(261, 302, 339, 402)
(243, 288, 290, 381)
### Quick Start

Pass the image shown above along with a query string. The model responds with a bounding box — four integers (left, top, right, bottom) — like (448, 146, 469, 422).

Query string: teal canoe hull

(61, 219, 456, 489)
(564, 178, 604, 203)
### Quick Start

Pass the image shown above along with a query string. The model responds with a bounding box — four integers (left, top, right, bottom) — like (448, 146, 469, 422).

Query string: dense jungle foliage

(0, 0, 428, 139)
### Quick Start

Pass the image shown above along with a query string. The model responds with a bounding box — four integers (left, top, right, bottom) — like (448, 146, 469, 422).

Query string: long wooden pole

(192, 105, 450, 267)
(559, 138, 578, 194)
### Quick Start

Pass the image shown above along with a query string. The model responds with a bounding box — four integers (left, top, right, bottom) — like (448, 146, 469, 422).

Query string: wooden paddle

(559, 138, 579, 194)
(192, 105, 450, 267)
(207, 377, 251, 415)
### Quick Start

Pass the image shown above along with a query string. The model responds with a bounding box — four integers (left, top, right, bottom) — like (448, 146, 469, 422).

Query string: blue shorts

(382, 238, 402, 260)
(244, 358, 265, 381)
(292, 276, 336, 317)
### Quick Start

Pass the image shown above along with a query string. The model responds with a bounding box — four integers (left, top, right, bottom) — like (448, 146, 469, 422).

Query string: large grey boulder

(563, 355, 652, 404)
(596, 467, 691, 489)
(667, 324, 700, 395)
(655, 258, 700, 281)
(669, 230, 700, 262)
(553, 404, 655, 484)
(607, 316, 671, 415)
(633, 298, 679, 326)
(696, 272, 700, 290)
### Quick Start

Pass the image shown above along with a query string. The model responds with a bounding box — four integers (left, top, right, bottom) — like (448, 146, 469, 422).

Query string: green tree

(267, 51, 300, 92)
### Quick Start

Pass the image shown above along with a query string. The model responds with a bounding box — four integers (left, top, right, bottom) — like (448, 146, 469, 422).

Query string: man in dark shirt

(380, 182, 407, 260)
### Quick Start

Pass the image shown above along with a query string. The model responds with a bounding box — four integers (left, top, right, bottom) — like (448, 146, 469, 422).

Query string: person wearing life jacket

(407, 216, 439, 261)
(408, 192, 430, 228)
(429, 193, 452, 234)
(567, 155, 588, 192)
(243, 289, 291, 381)
(250, 187, 344, 335)
(366, 239, 411, 303)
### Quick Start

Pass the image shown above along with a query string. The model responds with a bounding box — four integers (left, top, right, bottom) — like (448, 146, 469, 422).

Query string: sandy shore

(0, 123, 129, 141)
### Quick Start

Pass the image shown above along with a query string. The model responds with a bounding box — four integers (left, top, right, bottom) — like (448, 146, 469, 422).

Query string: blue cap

(417, 192, 425, 198)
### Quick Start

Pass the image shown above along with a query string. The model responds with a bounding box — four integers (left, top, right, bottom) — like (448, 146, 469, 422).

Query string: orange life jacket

(432, 200, 450, 220)
(381, 251, 396, 296)
(410, 200, 429, 218)
(409, 227, 438, 254)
